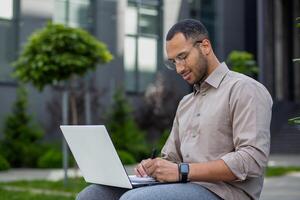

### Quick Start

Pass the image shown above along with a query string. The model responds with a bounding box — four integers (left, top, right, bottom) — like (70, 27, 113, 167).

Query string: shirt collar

(193, 62, 229, 95)
(193, 83, 201, 95)
(204, 62, 229, 89)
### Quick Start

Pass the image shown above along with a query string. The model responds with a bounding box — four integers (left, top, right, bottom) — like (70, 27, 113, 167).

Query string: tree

(106, 89, 149, 164)
(13, 22, 113, 124)
(1, 87, 44, 167)
(12, 22, 113, 183)
(13, 22, 113, 91)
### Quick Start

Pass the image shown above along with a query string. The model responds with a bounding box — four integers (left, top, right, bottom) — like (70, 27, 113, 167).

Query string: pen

(151, 148, 157, 159)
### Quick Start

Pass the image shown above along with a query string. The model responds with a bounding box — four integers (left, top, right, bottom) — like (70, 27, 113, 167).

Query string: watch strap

(179, 163, 189, 183)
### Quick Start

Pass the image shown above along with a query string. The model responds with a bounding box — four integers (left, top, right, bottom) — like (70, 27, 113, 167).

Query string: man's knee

(76, 190, 84, 200)
(76, 185, 99, 200)
(119, 186, 161, 200)
(76, 184, 128, 200)
(119, 184, 222, 200)
(119, 189, 143, 200)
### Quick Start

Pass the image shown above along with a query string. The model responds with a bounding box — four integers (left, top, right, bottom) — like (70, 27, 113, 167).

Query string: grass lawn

(1, 166, 300, 199)
(0, 178, 88, 200)
(265, 166, 300, 177)
(0, 177, 88, 193)
(0, 188, 75, 200)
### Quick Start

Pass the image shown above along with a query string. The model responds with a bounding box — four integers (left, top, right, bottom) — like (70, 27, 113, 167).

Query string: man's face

(166, 33, 208, 85)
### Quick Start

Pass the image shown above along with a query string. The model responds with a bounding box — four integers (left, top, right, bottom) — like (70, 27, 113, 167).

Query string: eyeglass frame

(164, 40, 203, 70)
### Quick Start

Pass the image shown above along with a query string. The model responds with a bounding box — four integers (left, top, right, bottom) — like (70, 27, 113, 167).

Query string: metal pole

(13, 0, 20, 60)
(62, 89, 69, 186)
(85, 73, 91, 125)
(257, 0, 265, 84)
(62, 0, 70, 186)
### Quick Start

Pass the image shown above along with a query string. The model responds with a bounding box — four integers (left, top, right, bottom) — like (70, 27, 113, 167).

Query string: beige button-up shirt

(161, 62, 273, 200)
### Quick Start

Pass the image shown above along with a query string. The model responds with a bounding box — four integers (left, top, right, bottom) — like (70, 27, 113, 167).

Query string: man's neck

(207, 54, 220, 76)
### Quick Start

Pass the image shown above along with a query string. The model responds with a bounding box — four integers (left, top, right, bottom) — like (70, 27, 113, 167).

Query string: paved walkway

(260, 154, 300, 200)
(0, 168, 82, 182)
(0, 154, 299, 199)
(268, 154, 300, 167)
(260, 172, 300, 200)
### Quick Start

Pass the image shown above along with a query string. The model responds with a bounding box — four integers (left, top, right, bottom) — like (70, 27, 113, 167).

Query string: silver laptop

(60, 125, 160, 188)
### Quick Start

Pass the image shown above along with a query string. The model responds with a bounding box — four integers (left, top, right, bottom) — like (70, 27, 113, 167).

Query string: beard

(194, 52, 209, 84)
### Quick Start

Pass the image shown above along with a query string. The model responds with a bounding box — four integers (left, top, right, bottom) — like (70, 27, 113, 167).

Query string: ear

(200, 39, 212, 56)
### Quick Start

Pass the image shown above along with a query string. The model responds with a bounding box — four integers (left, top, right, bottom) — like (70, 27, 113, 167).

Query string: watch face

(180, 164, 189, 174)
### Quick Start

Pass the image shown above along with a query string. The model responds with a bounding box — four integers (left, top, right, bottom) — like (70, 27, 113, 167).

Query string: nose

(176, 62, 186, 75)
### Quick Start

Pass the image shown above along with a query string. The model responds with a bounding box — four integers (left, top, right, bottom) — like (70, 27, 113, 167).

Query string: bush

(0, 154, 10, 171)
(137, 73, 181, 143)
(117, 150, 136, 165)
(227, 50, 259, 79)
(0, 86, 44, 167)
(155, 130, 170, 154)
(38, 149, 74, 168)
(106, 89, 149, 162)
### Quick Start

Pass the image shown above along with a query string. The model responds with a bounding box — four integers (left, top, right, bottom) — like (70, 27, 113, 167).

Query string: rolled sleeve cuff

(221, 152, 248, 181)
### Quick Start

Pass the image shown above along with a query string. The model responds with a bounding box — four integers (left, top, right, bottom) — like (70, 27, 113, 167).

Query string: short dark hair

(166, 19, 209, 41)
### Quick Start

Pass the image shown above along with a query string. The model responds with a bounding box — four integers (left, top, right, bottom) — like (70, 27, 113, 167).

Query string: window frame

(0, 0, 20, 84)
(124, 0, 163, 94)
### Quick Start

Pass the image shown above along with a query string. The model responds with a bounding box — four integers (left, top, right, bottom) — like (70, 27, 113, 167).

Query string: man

(76, 19, 272, 200)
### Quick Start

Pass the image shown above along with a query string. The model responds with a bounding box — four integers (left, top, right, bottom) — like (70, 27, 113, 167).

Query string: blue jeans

(76, 183, 222, 200)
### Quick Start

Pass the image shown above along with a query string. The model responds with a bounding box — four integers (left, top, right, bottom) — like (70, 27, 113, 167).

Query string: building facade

(0, 0, 299, 152)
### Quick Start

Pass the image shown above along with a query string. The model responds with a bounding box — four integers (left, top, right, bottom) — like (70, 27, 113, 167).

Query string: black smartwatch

(179, 163, 189, 183)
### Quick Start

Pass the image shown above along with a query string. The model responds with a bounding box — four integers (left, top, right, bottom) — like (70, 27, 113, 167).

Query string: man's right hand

(134, 158, 151, 177)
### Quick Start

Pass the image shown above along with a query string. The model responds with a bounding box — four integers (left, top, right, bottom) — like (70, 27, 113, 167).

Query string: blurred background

(0, 0, 299, 199)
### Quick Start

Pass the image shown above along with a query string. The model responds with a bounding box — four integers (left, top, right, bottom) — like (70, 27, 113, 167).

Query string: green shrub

(106, 89, 150, 162)
(117, 150, 136, 165)
(0, 86, 44, 167)
(37, 149, 75, 168)
(227, 50, 259, 79)
(0, 154, 10, 171)
(155, 130, 170, 154)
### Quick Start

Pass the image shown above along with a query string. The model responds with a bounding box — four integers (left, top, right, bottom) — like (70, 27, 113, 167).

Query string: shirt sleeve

(161, 105, 183, 163)
(221, 80, 273, 181)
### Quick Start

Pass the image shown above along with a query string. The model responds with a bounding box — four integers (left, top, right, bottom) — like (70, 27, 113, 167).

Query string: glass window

(125, 6, 138, 35)
(0, 0, 13, 20)
(138, 37, 157, 91)
(124, 36, 137, 91)
(138, 37, 157, 73)
(0, 0, 17, 82)
(124, 1, 161, 93)
(69, 0, 91, 28)
(53, 0, 92, 29)
(0, 24, 12, 81)
(53, 0, 68, 23)
(189, 0, 216, 47)
(139, 6, 158, 35)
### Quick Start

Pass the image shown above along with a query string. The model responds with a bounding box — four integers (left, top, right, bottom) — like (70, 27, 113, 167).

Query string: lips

(182, 71, 191, 81)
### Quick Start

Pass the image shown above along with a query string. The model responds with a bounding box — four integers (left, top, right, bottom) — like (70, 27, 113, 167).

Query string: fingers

(134, 166, 142, 177)
(134, 159, 151, 177)
(145, 158, 179, 182)
(145, 160, 157, 177)
(134, 158, 167, 179)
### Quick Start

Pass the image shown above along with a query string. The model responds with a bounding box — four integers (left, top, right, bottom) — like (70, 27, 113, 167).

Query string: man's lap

(76, 183, 222, 200)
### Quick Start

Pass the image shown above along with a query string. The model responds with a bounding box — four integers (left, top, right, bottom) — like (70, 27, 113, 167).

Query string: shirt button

(186, 154, 189, 158)
(196, 113, 201, 117)
(192, 134, 196, 138)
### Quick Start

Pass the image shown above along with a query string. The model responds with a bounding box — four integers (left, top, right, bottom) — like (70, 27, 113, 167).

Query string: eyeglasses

(164, 40, 202, 70)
